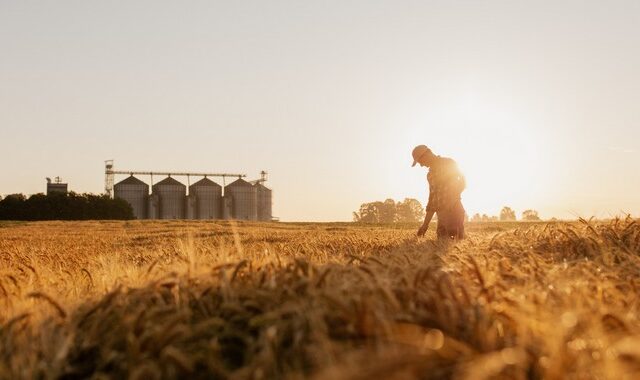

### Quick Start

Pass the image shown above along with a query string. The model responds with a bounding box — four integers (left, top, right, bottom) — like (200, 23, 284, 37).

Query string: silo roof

(254, 183, 271, 191)
(226, 178, 253, 188)
(115, 176, 148, 186)
(154, 177, 186, 187)
(191, 177, 221, 188)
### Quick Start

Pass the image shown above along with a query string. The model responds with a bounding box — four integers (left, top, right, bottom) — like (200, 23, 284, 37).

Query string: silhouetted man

(412, 145, 466, 239)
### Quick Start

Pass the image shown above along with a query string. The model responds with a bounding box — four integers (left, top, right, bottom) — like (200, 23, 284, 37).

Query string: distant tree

(353, 198, 424, 224)
(396, 198, 425, 223)
(0, 194, 27, 220)
(499, 207, 517, 221)
(353, 202, 380, 223)
(469, 213, 500, 222)
(522, 209, 541, 221)
(379, 199, 397, 224)
(4, 194, 26, 201)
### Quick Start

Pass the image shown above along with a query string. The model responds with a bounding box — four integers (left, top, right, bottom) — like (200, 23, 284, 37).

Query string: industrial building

(113, 176, 148, 219)
(46, 177, 68, 195)
(225, 178, 257, 221)
(153, 177, 186, 219)
(108, 161, 273, 221)
(255, 183, 273, 222)
(189, 178, 222, 220)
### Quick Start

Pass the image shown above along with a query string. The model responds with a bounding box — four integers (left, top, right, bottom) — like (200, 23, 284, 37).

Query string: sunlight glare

(415, 94, 549, 216)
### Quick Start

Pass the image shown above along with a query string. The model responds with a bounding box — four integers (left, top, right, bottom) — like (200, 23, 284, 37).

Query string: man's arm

(417, 210, 435, 237)
(419, 172, 438, 237)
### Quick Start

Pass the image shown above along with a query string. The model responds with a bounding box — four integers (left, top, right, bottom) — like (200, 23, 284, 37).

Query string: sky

(1, 0, 639, 221)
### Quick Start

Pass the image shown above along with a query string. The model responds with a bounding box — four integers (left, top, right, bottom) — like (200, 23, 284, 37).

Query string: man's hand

(418, 211, 435, 238)
(417, 223, 428, 237)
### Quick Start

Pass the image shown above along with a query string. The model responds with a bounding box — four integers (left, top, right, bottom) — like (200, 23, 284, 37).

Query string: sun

(455, 127, 545, 216)
(410, 96, 550, 217)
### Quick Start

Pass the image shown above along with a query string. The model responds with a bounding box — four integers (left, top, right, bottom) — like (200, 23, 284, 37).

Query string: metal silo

(222, 196, 232, 220)
(153, 177, 186, 219)
(255, 183, 272, 222)
(148, 194, 160, 219)
(225, 178, 257, 221)
(186, 195, 197, 220)
(189, 177, 222, 219)
(114, 176, 148, 219)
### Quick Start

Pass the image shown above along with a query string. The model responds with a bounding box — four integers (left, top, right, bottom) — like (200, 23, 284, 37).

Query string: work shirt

(426, 156, 465, 213)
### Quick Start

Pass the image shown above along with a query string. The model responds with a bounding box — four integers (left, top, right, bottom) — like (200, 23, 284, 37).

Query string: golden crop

(0, 219, 639, 379)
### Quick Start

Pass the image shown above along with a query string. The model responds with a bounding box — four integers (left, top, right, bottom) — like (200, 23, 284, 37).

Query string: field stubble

(0, 219, 639, 379)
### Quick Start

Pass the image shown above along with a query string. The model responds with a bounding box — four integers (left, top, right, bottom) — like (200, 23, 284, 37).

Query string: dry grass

(0, 218, 639, 379)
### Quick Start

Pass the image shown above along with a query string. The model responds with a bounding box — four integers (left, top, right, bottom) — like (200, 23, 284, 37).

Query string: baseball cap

(411, 145, 432, 167)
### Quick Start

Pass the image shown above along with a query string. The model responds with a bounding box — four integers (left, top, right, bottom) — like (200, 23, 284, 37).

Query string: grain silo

(153, 177, 186, 219)
(225, 178, 257, 221)
(222, 196, 233, 220)
(186, 195, 197, 220)
(255, 183, 272, 222)
(114, 176, 148, 219)
(189, 177, 222, 219)
(148, 194, 160, 219)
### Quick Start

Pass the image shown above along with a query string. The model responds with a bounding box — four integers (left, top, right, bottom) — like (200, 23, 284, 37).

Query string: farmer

(412, 145, 466, 239)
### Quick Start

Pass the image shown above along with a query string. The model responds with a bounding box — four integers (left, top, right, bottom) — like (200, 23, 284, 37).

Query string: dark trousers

(436, 202, 465, 240)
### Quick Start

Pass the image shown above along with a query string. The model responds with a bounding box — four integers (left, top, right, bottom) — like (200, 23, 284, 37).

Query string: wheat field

(0, 219, 639, 379)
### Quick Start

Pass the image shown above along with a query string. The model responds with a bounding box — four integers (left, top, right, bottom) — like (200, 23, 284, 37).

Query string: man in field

(412, 145, 466, 239)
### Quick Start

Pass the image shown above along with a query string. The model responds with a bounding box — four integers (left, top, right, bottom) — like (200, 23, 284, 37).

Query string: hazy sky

(1, 1, 639, 221)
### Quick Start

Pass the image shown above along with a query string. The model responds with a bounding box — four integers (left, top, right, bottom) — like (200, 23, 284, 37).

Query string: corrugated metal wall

(222, 196, 233, 220)
(189, 178, 222, 219)
(148, 194, 160, 219)
(186, 195, 197, 220)
(255, 183, 272, 221)
(153, 177, 186, 219)
(114, 176, 148, 219)
(225, 179, 257, 221)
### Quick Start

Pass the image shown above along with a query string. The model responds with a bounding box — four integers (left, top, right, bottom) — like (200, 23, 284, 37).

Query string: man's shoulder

(430, 157, 463, 178)
(433, 156, 457, 168)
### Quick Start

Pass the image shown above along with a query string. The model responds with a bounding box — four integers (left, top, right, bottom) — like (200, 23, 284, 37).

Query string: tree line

(353, 198, 425, 223)
(353, 201, 544, 224)
(470, 206, 541, 222)
(0, 192, 134, 220)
